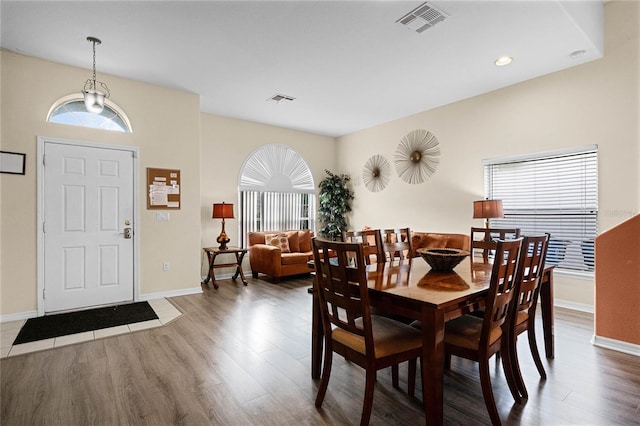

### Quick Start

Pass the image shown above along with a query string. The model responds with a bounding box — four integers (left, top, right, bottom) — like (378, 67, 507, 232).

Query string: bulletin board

(147, 168, 181, 209)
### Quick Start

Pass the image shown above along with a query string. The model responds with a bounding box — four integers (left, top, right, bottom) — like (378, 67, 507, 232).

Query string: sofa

(248, 230, 314, 283)
(410, 231, 470, 258)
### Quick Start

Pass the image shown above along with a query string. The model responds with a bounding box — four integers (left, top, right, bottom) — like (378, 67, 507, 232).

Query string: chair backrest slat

(515, 234, 550, 314)
(343, 229, 385, 264)
(482, 238, 523, 340)
(382, 228, 412, 261)
(312, 238, 373, 344)
(471, 227, 521, 263)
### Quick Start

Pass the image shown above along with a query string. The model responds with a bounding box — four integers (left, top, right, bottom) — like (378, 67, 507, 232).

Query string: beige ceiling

(1, 1, 603, 137)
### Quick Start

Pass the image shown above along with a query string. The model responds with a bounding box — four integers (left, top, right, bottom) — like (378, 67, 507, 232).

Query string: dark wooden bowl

(416, 248, 470, 272)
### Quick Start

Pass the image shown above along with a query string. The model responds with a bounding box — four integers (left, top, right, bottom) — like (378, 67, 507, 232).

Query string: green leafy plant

(318, 170, 354, 241)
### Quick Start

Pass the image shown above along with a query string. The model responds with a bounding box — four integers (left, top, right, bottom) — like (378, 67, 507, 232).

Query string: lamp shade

(473, 199, 503, 219)
(212, 202, 234, 219)
(83, 89, 106, 114)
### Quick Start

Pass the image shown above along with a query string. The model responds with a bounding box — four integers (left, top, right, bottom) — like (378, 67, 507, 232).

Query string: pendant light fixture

(82, 36, 110, 114)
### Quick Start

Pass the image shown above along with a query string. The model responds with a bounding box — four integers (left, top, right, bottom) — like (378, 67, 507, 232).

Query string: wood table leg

(233, 251, 248, 285)
(540, 266, 555, 358)
(209, 253, 218, 290)
(209, 251, 220, 289)
(422, 308, 445, 426)
(202, 251, 218, 289)
(310, 284, 323, 379)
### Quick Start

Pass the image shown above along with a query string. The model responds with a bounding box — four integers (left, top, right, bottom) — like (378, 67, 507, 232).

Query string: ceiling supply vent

(396, 2, 448, 33)
(267, 93, 296, 103)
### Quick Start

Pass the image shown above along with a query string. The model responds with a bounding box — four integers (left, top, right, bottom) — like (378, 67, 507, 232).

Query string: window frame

(483, 145, 598, 277)
(238, 144, 316, 247)
(46, 93, 133, 133)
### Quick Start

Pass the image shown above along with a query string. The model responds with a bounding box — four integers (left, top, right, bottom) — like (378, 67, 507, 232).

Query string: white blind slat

(485, 146, 597, 273)
(240, 190, 315, 247)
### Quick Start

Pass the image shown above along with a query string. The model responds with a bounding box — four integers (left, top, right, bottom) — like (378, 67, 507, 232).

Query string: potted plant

(318, 170, 354, 241)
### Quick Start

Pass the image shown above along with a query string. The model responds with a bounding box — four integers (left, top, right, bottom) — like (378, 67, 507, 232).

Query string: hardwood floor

(2, 275, 639, 425)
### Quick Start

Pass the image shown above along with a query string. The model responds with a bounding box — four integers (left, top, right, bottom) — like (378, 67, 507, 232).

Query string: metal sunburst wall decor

(362, 154, 390, 192)
(394, 129, 441, 184)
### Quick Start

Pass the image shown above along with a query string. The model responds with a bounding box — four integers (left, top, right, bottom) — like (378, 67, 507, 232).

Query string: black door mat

(13, 302, 158, 345)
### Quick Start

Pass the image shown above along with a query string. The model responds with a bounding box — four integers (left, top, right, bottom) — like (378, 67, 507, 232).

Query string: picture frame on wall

(0, 151, 26, 175)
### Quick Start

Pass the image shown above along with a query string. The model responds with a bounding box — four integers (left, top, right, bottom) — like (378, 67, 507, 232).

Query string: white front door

(42, 140, 135, 313)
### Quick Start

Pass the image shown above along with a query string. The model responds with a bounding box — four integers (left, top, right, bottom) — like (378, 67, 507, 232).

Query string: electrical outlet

(162, 262, 170, 272)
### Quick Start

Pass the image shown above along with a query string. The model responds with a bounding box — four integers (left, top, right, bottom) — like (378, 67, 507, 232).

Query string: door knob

(121, 227, 132, 239)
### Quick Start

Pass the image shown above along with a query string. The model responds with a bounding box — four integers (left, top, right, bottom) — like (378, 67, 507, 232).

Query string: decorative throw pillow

(298, 229, 312, 252)
(286, 231, 300, 253)
(266, 233, 290, 253)
(264, 233, 278, 243)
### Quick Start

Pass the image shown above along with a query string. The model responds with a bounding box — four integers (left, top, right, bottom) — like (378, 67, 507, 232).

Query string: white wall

(0, 50, 202, 317)
(199, 114, 336, 276)
(0, 50, 337, 318)
(336, 0, 639, 310)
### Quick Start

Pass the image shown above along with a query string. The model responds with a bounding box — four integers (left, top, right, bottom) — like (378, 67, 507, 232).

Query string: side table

(202, 247, 248, 289)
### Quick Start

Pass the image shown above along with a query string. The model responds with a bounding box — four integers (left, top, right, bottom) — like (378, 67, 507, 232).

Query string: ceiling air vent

(396, 2, 448, 33)
(267, 93, 296, 103)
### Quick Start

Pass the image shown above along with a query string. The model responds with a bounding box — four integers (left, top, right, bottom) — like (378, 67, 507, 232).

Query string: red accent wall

(595, 215, 640, 345)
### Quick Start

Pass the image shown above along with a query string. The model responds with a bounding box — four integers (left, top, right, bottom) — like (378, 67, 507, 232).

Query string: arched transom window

(47, 94, 132, 133)
(238, 144, 316, 246)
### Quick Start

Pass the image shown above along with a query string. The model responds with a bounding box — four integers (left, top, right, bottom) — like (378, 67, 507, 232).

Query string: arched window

(47, 94, 132, 133)
(238, 144, 316, 246)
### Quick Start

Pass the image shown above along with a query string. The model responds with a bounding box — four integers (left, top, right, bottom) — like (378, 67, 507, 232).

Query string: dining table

(309, 256, 555, 426)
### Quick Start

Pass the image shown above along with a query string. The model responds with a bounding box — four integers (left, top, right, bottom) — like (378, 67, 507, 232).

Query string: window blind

(237, 145, 316, 247)
(483, 145, 598, 273)
(240, 190, 316, 247)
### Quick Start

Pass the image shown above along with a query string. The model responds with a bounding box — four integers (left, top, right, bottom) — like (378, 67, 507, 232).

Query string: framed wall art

(0, 151, 26, 175)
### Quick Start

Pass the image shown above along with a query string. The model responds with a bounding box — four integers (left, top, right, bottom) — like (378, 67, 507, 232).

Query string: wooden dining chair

(508, 234, 550, 401)
(470, 227, 521, 263)
(311, 238, 423, 426)
(469, 227, 522, 324)
(343, 229, 385, 264)
(382, 228, 413, 261)
(443, 238, 523, 425)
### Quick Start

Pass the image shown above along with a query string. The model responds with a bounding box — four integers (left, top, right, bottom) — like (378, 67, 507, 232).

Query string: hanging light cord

(83, 37, 110, 97)
(91, 39, 97, 89)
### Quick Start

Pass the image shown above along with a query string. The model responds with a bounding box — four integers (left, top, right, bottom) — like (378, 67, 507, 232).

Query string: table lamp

(473, 199, 503, 228)
(212, 202, 234, 250)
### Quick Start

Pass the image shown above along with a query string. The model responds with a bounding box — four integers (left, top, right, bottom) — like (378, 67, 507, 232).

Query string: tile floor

(0, 298, 182, 358)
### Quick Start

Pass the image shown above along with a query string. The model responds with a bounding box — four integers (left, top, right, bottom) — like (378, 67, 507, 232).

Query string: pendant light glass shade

(83, 89, 106, 113)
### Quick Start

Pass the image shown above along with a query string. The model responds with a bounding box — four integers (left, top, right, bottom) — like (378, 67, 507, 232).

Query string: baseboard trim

(591, 335, 640, 357)
(0, 310, 38, 323)
(139, 286, 203, 301)
(553, 299, 594, 313)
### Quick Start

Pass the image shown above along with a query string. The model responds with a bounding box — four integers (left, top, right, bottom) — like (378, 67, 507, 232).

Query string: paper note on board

(149, 183, 168, 206)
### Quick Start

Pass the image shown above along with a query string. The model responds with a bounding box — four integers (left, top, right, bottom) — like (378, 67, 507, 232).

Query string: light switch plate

(156, 212, 170, 221)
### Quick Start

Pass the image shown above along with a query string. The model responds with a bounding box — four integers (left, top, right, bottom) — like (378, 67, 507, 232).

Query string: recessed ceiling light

(494, 56, 513, 66)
